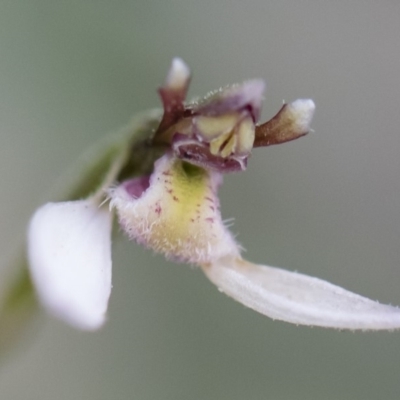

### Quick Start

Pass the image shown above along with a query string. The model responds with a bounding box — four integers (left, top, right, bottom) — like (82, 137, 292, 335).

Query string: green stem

(0, 109, 163, 359)
(0, 258, 36, 360)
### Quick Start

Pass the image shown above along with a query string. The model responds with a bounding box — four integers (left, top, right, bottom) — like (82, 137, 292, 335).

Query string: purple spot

(123, 176, 150, 199)
(155, 202, 162, 215)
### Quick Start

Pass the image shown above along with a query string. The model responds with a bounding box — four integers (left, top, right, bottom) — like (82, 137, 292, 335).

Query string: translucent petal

(203, 257, 400, 330)
(27, 200, 112, 330)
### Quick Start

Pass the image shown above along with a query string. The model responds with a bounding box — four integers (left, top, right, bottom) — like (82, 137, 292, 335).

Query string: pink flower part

(192, 80, 265, 122)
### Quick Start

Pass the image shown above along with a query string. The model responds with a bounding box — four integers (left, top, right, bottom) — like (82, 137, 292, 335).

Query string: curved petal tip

(203, 257, 400, 331)
(27, 200, 112, 330)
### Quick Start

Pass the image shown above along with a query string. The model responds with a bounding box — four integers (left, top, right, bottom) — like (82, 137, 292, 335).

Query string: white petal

(203, 257, 400, 330)
(27, 200, 112, 330)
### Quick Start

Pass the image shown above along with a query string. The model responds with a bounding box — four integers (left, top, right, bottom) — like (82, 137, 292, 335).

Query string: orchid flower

(26, 58, 400, 331)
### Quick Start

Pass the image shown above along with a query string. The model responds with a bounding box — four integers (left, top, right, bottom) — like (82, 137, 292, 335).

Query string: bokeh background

(1, 1, 400, 399)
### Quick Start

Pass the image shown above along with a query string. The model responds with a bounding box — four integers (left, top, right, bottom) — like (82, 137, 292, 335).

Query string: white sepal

(27, 200, 112, 330)
(203, 257, 400, 330)
(166, 58, 191, 90)
(286, 99, 315, 133)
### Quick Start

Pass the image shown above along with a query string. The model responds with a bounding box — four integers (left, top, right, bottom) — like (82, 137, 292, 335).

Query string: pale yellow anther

(235, 116, 255, 155)
(195, 113, 239, 141)
(219, 134, 237, 158)
(208, 114, 254, 158)
(209, 130, 232, 156)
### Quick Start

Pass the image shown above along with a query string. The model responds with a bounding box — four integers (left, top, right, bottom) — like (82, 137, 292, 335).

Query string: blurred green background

(1, 1, 400, 399)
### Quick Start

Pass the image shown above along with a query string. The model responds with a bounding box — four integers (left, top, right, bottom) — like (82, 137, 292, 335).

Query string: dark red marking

(155, 203, 162, 215)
